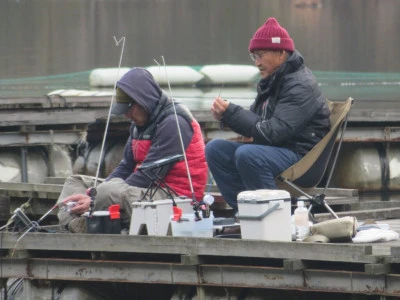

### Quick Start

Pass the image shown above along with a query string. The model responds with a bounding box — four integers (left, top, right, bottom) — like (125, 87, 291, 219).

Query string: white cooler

(237, 190, 291, 241)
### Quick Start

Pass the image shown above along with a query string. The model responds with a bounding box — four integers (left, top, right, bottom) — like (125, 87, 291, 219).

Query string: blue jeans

(205, 139, 302, 211)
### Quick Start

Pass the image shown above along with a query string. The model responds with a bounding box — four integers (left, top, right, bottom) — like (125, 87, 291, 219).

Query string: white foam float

(146, 65, 204, 86)
(104, 142, 125, 175)
(89, 67, 131, 87)
(198, 64, 259, 85)
(47, 89, 112, 97)
(0, 151, 48, 183)
(87, 65, 259, 87)
(47, 145, 74, 178)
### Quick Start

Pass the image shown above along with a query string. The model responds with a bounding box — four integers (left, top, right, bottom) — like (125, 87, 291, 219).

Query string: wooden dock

(1, 180, 400, 298)
(2, 96, 400, 298)
(1, 228, 400, 299)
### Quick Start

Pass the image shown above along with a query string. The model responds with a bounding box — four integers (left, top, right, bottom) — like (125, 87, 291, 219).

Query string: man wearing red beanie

(206, 18, 330, 213)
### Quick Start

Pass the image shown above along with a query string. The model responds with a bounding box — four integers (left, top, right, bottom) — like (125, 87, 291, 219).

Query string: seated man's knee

(235, 145, 254, 165)
(205, 139, 220, 156)
(94, 179, 126, 210)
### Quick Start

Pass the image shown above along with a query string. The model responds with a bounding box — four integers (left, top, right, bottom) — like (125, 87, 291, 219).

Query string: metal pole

(20, 147, 28, 183)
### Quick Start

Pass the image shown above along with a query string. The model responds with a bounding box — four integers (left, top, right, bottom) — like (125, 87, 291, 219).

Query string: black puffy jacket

(221, 50, 330, 155)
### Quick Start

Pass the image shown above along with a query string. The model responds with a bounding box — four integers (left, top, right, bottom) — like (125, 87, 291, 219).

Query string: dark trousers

(206, 139, 302, 212)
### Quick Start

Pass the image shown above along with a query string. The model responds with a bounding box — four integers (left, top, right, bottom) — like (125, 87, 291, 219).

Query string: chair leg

(308, 203, 339, 220)
(279, 177, 339, 219)
(323, 202, 339, 219)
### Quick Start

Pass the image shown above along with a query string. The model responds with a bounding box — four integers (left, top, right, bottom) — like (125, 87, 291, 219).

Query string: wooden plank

(0, 109, 107, 126)
(3, 258, 400, 295)
(1, 233, 378, 264)
(181, 254, 204, 265)
(283, 259, 306, 271)
(351, 200, 400, 210)
(310, 188, 358, 197)
(0, 182, 63, 193)
(365, 263, 391, 275)
(44, 177, 67, 184)
(0, 195, 10, 221)
(0, 131, 84, 146)
(314, 207, 400, 222)
(0, 96, 111, 109)
(3, 96, 400, 129)
(390, 247, 400, 258)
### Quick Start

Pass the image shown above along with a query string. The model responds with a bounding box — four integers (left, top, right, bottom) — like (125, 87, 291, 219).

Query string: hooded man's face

(124, 101, 149, 126)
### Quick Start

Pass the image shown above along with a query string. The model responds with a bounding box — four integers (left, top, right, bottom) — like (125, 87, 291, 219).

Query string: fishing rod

(155, 56, 196, 203)
(154, 57, 213, 220)
(87, 36, 126, 216)
(201, 84, 225, 208)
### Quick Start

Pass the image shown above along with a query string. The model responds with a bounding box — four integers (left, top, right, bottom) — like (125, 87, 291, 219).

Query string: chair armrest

(137, 154, 184, 171)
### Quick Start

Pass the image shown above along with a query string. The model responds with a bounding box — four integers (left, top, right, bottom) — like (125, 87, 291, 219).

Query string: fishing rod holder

(129, 154, 196, 236)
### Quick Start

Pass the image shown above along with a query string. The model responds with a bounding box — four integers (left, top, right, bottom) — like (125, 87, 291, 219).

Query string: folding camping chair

(276, 97, 354, 219)
(137, 154, 184, 202)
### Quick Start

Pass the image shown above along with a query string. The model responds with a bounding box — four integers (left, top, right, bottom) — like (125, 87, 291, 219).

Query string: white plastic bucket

(171, 213, 214, 238)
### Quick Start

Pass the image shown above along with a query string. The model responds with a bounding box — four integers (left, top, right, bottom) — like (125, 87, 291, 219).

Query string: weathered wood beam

(0, 232, 377, 263)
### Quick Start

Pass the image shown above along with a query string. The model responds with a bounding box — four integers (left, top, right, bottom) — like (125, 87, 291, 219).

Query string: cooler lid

(237, 189, 291, 203)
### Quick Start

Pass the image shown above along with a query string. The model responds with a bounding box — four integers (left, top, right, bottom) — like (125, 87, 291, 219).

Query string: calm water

(1, 0, 400, 80)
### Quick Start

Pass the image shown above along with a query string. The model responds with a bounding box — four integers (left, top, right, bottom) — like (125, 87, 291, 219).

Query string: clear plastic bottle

(294, 200, 309, 241)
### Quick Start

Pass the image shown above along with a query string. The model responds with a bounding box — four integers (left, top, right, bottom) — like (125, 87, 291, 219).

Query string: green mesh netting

(1, 69, 399, 100)
(0, 71, 92, 98)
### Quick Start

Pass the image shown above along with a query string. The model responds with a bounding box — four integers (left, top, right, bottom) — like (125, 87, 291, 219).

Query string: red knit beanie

(249, 18, 295, 52)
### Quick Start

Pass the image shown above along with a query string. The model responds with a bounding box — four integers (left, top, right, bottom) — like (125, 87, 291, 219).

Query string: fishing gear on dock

(87, 186, 97, 217)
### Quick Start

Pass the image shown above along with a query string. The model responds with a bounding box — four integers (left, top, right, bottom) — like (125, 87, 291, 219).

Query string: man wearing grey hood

(57, 68, 207, 232)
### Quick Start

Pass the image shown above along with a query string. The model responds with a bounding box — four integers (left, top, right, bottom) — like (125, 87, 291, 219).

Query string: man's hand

(210, 97, 229, 121)
(62, 194, 91, 215)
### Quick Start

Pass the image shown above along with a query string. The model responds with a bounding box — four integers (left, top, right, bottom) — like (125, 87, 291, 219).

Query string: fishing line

(86, 36, 126, 216)
(1, 230, 3, 300)
(153, 57, 196, 202)
(201, 84, 225, 207)
(93, 36, 126, 188)
(218, 83, 225, 98)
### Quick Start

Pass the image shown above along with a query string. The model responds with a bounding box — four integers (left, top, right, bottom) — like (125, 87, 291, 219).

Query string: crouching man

(57, 67, 208, 233)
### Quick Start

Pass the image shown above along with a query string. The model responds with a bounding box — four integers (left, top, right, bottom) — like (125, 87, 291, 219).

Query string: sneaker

(67, 217, 87, 233)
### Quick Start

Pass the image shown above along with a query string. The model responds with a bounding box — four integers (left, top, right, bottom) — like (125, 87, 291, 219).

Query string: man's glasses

(249, 51, 268, 62)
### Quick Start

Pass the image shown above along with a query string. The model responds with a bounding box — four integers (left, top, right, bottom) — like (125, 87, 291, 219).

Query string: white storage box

(129, 198, 192, 236)
(237, 190, 291, 241)
(171, 212, 214, 238)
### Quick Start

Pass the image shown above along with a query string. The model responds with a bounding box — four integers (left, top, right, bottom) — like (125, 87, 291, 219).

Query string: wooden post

(0, 195, 10, 222)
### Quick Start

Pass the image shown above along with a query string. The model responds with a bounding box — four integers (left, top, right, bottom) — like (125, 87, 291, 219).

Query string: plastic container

(294, 200, 309, 241)
(83, 210, 121, 234)
(237, 190, 291, 241)
(170, 212, 214, 238)
(129, 198, 193, 236)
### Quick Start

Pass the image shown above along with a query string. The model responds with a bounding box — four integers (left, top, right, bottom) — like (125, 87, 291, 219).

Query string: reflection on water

(1, 0, 400, 81)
